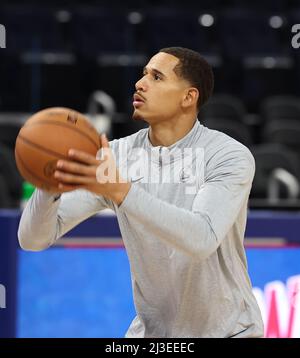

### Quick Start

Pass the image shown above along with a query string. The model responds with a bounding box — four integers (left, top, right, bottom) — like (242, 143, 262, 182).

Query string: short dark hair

(159, 47, 214, 111)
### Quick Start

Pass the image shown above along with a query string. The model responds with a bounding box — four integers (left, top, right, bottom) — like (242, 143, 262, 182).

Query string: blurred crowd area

(1, 0, 300, 209)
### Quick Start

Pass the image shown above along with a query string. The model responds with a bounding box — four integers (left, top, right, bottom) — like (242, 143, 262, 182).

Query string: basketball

(14, 107, 101, 193)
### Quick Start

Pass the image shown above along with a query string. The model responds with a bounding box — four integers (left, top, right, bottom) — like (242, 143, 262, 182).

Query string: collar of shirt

(144, 119, 203, 165)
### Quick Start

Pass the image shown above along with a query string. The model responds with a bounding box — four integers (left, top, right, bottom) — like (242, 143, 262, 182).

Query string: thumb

(99, 134, 112, 161)
(101, 134, 110, 149)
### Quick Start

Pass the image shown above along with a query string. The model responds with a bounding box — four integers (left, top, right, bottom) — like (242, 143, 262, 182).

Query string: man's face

(132, 52, 190, 123)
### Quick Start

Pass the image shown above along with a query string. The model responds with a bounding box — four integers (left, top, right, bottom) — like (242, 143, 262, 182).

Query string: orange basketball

(15, 107, 101, 193)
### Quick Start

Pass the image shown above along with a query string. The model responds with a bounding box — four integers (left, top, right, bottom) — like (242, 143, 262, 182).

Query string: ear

(182, 88, 199, 109)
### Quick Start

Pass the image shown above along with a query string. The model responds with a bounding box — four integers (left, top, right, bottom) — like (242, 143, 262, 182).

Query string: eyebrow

(143, 66, 166, 78)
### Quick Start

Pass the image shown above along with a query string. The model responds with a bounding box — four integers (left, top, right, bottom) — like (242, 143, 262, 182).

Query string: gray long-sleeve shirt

(18, 120, 264, 338)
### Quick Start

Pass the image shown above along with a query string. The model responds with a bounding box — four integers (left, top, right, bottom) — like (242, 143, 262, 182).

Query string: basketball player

(18, 47, 264, 338)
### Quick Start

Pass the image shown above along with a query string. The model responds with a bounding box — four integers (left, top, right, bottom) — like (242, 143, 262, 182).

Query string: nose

(135, 76, 147, 92)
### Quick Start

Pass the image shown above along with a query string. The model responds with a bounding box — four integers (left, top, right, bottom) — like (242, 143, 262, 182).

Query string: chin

(132, 109, 144, 121)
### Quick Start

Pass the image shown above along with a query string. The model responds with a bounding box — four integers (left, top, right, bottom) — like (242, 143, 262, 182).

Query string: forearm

(18, 189, 61, 251)
(18, 188, 108, 251)
(119, 185, 219, 260)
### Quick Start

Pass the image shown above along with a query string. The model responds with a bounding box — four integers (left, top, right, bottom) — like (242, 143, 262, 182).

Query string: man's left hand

(54, 134, 131, 205)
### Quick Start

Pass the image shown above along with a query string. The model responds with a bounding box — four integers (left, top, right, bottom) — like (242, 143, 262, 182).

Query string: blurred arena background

(1, 0, 300, 338)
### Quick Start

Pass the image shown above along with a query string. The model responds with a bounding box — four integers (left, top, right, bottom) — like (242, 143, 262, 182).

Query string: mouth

(133, 93, 145, 107)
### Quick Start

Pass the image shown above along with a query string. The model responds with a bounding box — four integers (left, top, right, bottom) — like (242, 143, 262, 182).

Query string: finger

(56, 160, 96, 176)
(68, 149, 98, 165)
(54, 170, 95, 185)
(99, 134, 113, 161)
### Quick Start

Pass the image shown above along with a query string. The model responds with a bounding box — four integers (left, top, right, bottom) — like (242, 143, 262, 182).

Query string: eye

(153, 73, 161, 81)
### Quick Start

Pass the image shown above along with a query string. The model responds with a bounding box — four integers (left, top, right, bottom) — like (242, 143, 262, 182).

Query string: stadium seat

(34, 59, 86, 112)
(242, 61, 296, 112)
(146, 0, 222, 9)
(70, 7, 136, 57)
(260, 95, 300, 122)
(0, 53, 32, 111)
(219, 9, 289, 58)
(199, 94, 246, 122)
(201, 117, 253, 147)
(262, 119, 300, 152)
(144, 8, 220, 55)
(2, 5, 68, 53)
(228, 0, 287, 11)
(0, 143, 23, 208)
(250, 143, 300, 199)
(218, 9, 293, 111)
(0, 122, 21, 150)
(0, 173, 12, 208)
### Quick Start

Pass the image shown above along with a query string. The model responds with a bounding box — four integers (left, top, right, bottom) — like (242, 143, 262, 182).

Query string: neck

(148, 115, 197, 147)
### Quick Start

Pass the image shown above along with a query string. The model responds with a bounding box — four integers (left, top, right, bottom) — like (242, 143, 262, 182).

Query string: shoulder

(200, 124, 254, 165)
(200, 125, 255, 182)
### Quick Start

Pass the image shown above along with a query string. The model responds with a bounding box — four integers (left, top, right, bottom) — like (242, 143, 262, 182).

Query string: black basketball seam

(15, 148, 57, 187)
(18, 135, 75, 160)
(23, 120, 99, 150)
